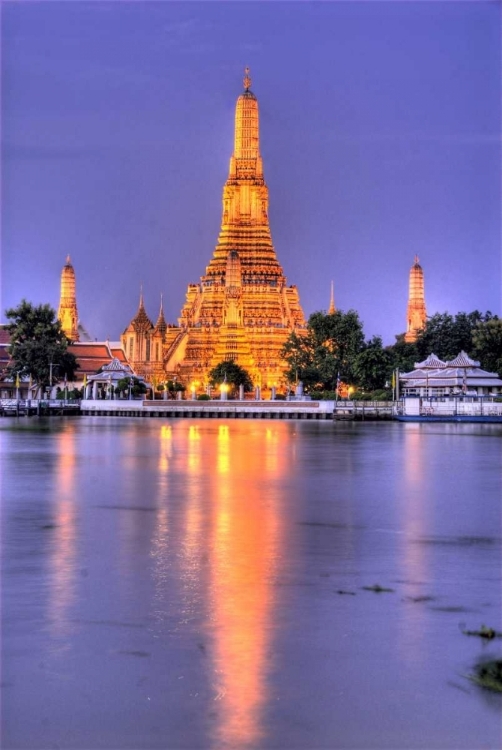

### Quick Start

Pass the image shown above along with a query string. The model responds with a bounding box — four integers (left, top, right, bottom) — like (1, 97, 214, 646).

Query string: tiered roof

(414, 353, 446, 369)
(447, 351, 480, 368)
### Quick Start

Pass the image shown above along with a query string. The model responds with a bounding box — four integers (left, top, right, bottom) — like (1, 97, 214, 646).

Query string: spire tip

(243, 67, 251, 91)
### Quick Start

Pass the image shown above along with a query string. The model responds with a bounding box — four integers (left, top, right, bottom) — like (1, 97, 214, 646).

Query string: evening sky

(2, 1, 500, 344)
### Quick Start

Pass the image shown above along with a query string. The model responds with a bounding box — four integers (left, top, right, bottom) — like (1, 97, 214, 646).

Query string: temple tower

(404, 256, 427, 342)
(58, 255, 79, 341)
(328, 281, 336, 315)
(164, 70, 306, 391)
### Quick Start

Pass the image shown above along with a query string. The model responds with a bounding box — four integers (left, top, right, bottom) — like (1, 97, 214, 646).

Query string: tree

(5, 300, 78, 396)
(282, 310, 365, 390)
(353, 336, 393, 391)
(208, 360, 253, 394)
(472, 318, 502, 376)
(414, 311, 494, 361)
(387, 336, 419, 374)
(115, 377, 147, 398)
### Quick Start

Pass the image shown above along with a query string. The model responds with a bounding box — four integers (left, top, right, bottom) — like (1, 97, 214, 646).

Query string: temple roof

(446, 351, 480, 368)
(124, 292, 154, 335)
(414, 353, 446, 369)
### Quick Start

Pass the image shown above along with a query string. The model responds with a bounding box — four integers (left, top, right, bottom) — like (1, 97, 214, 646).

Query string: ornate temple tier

(164, 70, 306, 390)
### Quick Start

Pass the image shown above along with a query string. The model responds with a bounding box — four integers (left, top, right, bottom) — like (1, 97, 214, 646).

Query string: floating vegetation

(469, 658, 502, 693)
(461, 624, 502, 640)
(416, 536, 499, 547)
(336, 590, 356, 596)
(361, 584, 394, 593)
(404, 595, 436, 603)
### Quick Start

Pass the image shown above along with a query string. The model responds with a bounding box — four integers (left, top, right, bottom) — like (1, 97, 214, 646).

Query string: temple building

(121, 292, 169, 383)
(404, 256, 427, 342)
(123, 69, 306, 392)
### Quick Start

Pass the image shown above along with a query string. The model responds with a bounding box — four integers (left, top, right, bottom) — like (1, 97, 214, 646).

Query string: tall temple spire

(328, 280, 336, 315)
(161, 71, 306, 391)
(57, 255, 79, 341)
(404, 256, 427, 342)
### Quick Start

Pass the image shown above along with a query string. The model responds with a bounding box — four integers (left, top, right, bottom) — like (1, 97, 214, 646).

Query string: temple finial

(139, 283, 144, 306)
(243, 67, 251, 91)
(66, 254, 71, 264)
(414, 254, 419, 265)
(160, 292, 164, 313)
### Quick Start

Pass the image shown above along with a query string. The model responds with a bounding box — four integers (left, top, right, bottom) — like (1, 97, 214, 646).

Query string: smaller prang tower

(328, 281, 336, 315)
(58, 255, 79, 341)
(404, 256, 427, 342)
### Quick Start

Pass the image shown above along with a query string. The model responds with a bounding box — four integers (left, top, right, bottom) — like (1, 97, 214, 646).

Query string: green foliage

(387, 336, 419, 373)
(5, 300, 78, 393)
(208, 360, 253, 392)
(309, 391, 338, 401)
(197, 393, 210, 401)
(116, 376, 147, 397)
(414, 311, 496, 361)
(369, 389, 393, 401)
(282, 310, 365, 390)
(472, 318, 502, 376)
(353, 336, 393, 391)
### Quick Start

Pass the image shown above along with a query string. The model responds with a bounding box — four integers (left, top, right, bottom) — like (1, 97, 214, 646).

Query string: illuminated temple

(404, 255, 427, 342)
(122, 70, 306, 391)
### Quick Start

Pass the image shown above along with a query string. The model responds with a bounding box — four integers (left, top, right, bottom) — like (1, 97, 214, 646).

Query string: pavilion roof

(446, 351, 480, 367)
(413, 353, 446, 369)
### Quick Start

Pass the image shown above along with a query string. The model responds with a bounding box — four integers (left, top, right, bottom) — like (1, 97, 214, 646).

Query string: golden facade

(122, 70, 306, 391)
(404, 256, 427, 343)
(121, 292, 169, 382)
(58, 255, 79, 341)
(164, 70, 306, 389)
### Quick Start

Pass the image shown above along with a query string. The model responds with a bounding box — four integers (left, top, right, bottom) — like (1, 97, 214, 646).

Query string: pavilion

(400, 352, 502, 397)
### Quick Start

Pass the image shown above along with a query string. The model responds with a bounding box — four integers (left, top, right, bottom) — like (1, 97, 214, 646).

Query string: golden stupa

(150, 69, 307, 391)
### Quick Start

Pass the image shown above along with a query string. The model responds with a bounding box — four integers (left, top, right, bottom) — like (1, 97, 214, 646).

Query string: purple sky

(2, 1, 500, 345)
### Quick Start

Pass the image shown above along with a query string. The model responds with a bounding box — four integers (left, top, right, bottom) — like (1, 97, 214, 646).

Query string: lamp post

(129, 377, 133, 400)
(220, 382, 229, 401)
(49, 362, 59, 399)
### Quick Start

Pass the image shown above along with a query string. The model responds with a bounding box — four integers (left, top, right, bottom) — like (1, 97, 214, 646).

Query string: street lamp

(49, 362, 59, 399)
(129, 377, 133, 400)
(220, 382, 229, 401)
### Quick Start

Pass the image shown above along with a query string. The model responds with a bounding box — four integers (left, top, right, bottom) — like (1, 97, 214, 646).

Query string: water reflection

(149, 422, 286, 747)
(47, 425, 78, 642)
(396, 428, 431, 664)
(209, 424, 283, 748)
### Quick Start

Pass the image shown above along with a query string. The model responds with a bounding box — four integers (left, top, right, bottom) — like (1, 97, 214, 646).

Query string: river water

(1, 417, 501, 750)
